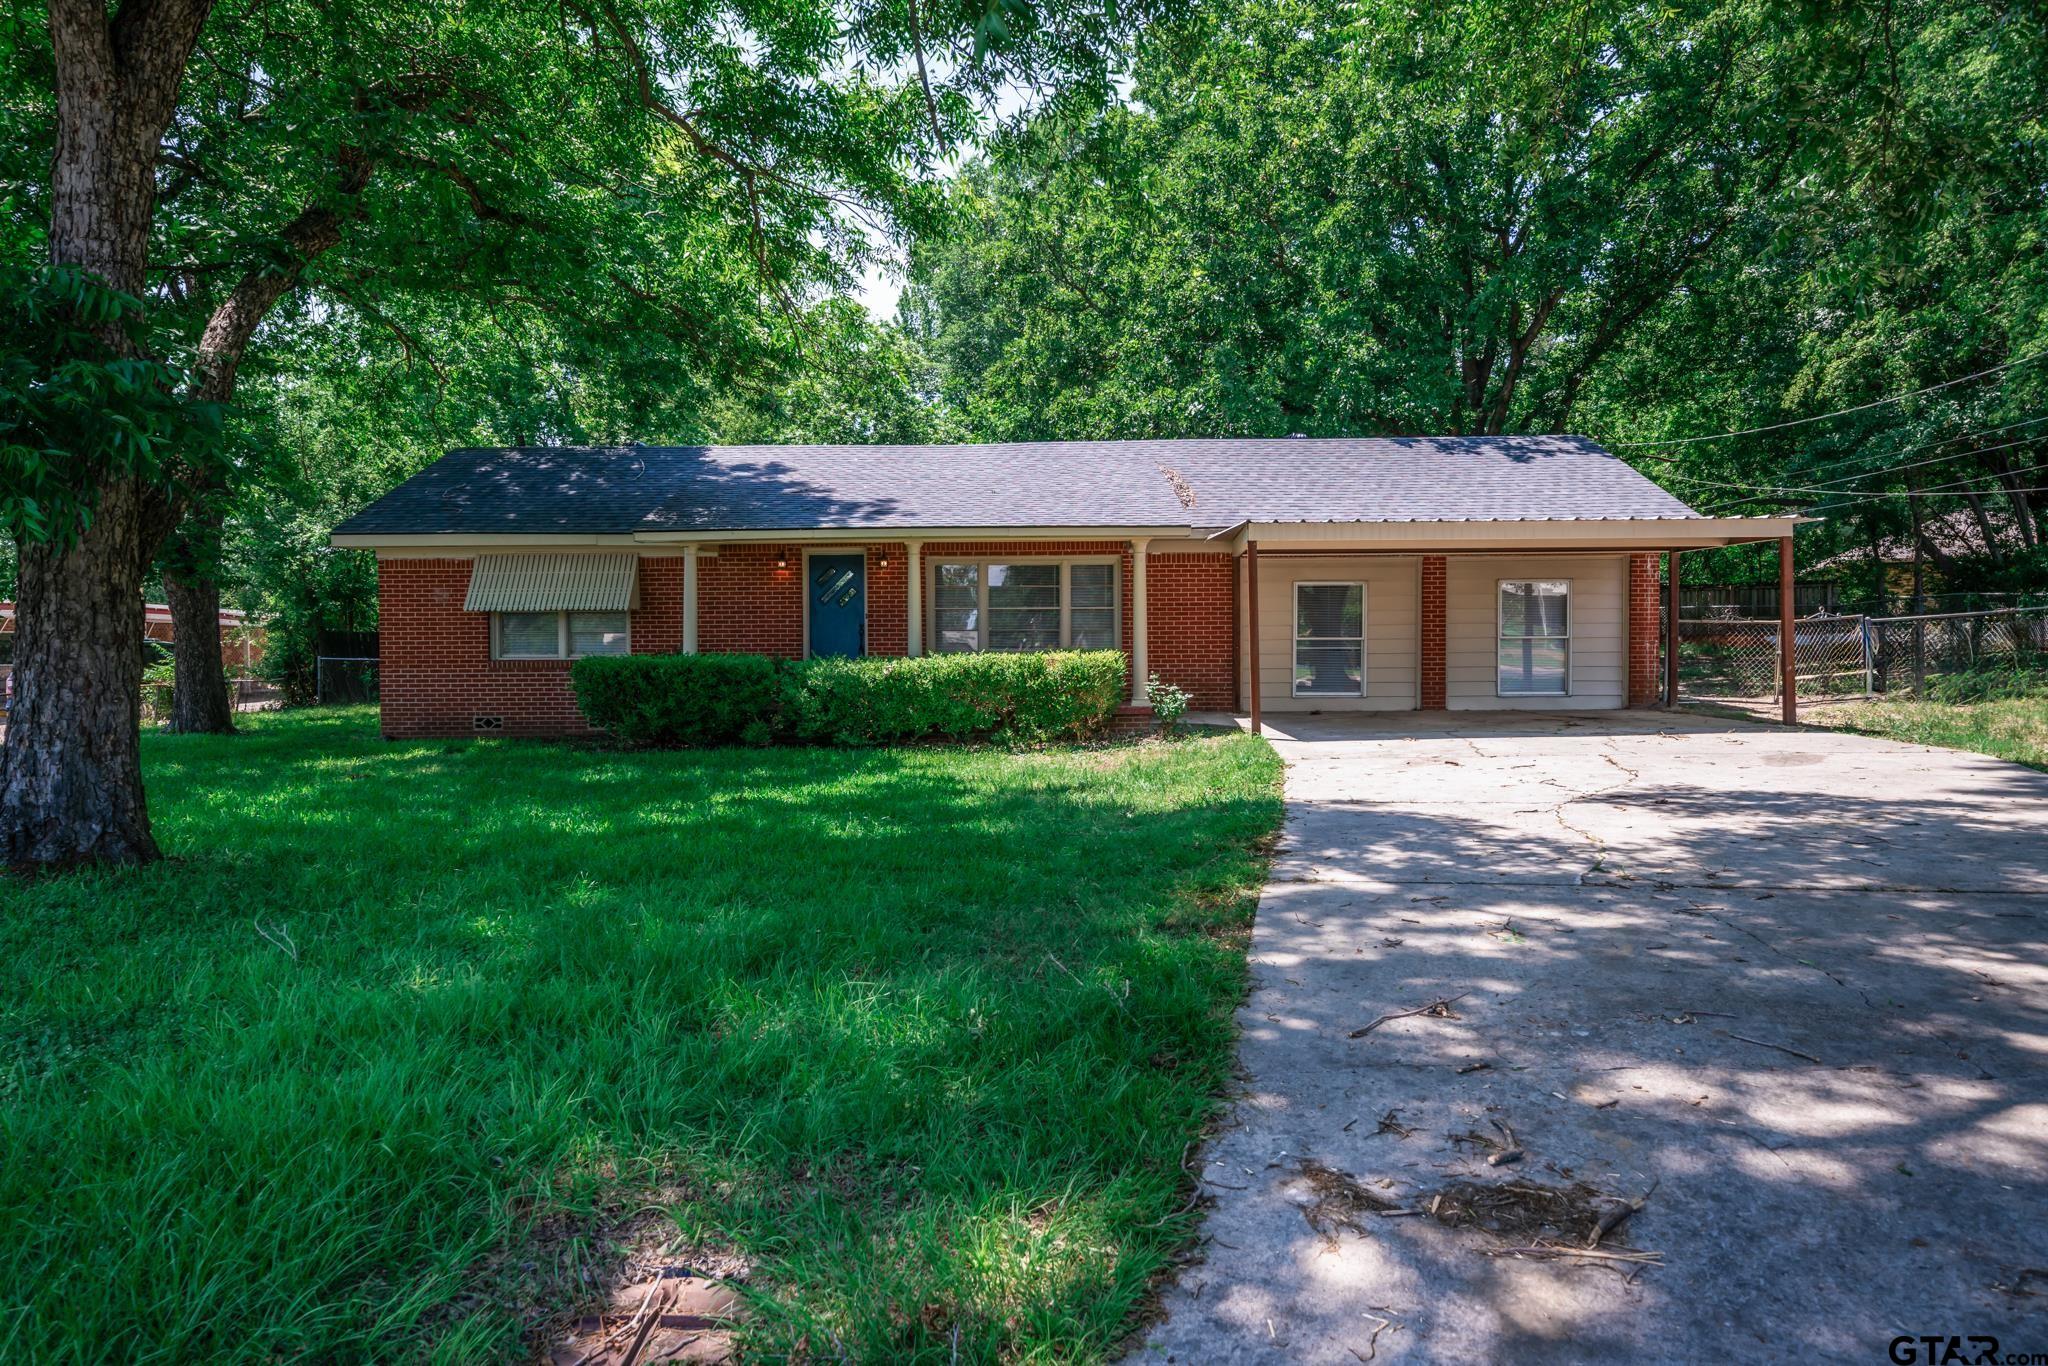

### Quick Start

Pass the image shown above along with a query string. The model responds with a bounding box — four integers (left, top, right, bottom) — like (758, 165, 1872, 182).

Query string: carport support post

(1245, 540, 1261, 736)
(682, 546, 699, 654)
(1130, 537, 1151, 705)
(1665, 549, 1682, 706)
(1779, 535, 1797, 725)
(905, 541, 923, 657)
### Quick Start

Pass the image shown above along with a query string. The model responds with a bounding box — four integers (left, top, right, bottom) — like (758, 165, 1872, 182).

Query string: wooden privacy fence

(1677, 606, 2048, 701)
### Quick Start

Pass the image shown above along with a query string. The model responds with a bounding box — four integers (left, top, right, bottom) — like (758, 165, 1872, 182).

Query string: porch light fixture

(776, 550, 787, 569)
(879, 553, 890, 568)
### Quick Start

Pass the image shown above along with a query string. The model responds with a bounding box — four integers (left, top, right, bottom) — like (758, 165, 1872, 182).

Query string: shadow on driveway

(1135, 711, 2048, 1364)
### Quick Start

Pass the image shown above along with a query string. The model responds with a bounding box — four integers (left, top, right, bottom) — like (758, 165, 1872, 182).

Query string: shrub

(1146, 673, 1192, 732)
(788, 650, 1127, 745)
(573, 650, 1128, 748)
(141, 657, 176, 724)
(571, 653, 792, 747)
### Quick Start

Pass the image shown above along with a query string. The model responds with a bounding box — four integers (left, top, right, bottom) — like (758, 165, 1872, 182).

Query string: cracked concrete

(1134, 710, 2048, 1364)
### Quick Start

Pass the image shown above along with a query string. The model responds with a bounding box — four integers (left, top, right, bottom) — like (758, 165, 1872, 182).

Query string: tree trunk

(163, 527, 235, 734)
(162, 145, 372, 731)
(2, 0, 217, 869)
(1, 479, 159, 866)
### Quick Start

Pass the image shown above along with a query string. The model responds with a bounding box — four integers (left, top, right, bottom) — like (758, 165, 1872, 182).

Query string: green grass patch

(1808, 691, 2048, 771)
(0, 707, 1282, 1362)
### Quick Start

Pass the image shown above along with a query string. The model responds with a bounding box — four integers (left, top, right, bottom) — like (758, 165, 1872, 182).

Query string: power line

(1843, 458, 2048, 498)
(1802, 484, 2048, 516)
(1639, 411, 2048, 473)
(1690, 459, 2048, 516)
(1608, 350, 2048, 450)
(1741, 412, 2048, 481)
(1674, 428, 2048, 512)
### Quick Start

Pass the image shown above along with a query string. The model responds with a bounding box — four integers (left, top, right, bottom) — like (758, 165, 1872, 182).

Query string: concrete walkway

(1137, 711, 2048, 1364)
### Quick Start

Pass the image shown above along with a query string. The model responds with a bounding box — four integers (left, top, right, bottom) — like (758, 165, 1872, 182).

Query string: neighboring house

(0, 601, 266, 707)
(1810, 507, 2022, 586)
(139, 603, 268, 675)
(329, 437, 1798, 738)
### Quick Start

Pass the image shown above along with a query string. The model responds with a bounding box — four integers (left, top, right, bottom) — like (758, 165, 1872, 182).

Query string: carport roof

(331, 436, 1779, 543)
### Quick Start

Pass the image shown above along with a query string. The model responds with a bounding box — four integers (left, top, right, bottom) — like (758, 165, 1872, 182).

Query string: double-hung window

(493, 611, 629, 659)
(1497, 580, 1569, 695)
(1293, 582, 1365, 696)
(931, 560, 1119, 652)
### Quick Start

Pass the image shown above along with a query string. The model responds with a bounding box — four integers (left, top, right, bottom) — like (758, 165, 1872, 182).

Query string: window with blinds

(493, 611, 629, 659)
(1293, 582, 1365, 696)
(930, 559, 1120, 653)
(1498, 580, 1570, 694)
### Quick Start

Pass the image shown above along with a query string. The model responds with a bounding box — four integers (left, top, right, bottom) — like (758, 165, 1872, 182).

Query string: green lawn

(1804, 692, 2048, 770)
(0, 708, 1281, 1363)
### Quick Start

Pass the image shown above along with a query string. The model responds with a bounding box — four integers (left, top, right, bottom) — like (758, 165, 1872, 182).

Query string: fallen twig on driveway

(1589, 1181, 1657, 1248)
(1483, 1243, 1664, 1265)
(1486, 1119, 1524, 1167)
(1350, 992, 1470, 1038)
(1717, 1030, 1822, 1065)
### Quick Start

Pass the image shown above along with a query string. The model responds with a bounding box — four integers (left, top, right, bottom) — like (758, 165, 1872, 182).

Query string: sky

(855, 255, 903, 321)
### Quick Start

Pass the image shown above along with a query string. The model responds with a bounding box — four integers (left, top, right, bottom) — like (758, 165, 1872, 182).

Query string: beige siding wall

(1446, 554, 1628, 710)
(1241, 555, 1419, 712)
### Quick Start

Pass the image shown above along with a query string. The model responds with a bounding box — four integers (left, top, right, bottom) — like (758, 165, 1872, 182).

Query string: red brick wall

(377, 555, 683, 739)
(866, 544, 908, 657)
(1628, 552, 1662, 707)
(1146, 552, 1235, 710)
(1420, 555, 1447, 709)
(699, 544, 803, 658)
(377, 540, 1254, 737)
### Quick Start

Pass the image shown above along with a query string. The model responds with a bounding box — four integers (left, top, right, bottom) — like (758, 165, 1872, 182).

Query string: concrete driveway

(1137, 712, 2048, 1364)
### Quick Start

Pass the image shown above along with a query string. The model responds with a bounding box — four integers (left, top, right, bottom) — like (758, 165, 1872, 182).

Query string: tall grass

(0, 708, 1281, 1362)
(1817, 662, 2048, 770)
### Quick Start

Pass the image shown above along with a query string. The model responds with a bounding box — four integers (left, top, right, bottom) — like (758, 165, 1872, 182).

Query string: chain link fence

(1677, 606, 2048, 703)
(1866, 608, 2048, 694)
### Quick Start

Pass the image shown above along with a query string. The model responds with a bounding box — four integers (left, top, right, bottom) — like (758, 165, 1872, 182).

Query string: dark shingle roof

(331, 436, 1703, 537)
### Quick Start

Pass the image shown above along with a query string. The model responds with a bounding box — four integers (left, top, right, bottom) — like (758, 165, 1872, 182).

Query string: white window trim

(927, 556, 1121, 653)
(491, 610, 631, 661)
(1292, 580, 1367, 698)
(1495, 577, 1572, 697)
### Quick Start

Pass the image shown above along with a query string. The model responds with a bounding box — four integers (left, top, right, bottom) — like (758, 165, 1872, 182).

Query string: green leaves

(0, 256, 223, 548)
(916, 0, 1822, 441)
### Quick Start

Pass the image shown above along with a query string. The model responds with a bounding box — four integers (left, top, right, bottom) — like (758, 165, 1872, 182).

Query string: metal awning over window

(462, 553, 640, 612)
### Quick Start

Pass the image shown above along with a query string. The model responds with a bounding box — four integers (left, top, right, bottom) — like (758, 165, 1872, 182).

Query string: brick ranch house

(330, 437, 1800, 739)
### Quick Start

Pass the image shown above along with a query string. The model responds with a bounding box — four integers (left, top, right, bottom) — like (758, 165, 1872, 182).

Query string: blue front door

(808, 554, 865, 658)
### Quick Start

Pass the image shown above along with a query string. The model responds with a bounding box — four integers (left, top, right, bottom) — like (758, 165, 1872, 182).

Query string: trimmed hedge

(569, 653, 788, 747)
(571, 650, 1127, 748)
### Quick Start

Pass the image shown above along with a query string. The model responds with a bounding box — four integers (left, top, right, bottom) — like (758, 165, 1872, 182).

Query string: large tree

(2, 0, 215, 867)
(907, 0, 1821, 439)
(1574, 0, 2048, 587)
(4, 0, 1148, 868)
(905, 0, 2048, 585)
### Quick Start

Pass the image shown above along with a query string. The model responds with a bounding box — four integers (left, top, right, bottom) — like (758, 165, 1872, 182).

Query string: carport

(1218, 516, 1804, 729)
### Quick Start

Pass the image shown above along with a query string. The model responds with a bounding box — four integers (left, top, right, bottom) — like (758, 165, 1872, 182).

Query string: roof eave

(1214, 515, 1811, 551)
(329, 524, 1205, 550)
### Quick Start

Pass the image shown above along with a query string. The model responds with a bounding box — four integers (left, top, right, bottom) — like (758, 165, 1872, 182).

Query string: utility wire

(1681, 417, 2048, 514)
(1716, 412, 2048, 482)
(1635, 411, 2048, 471)
(1691, 460, 2048, 516)
(1802, 485, 2048, 516)
(1608, 350, 2048, 450)
(1666, 433, 2048, 503)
